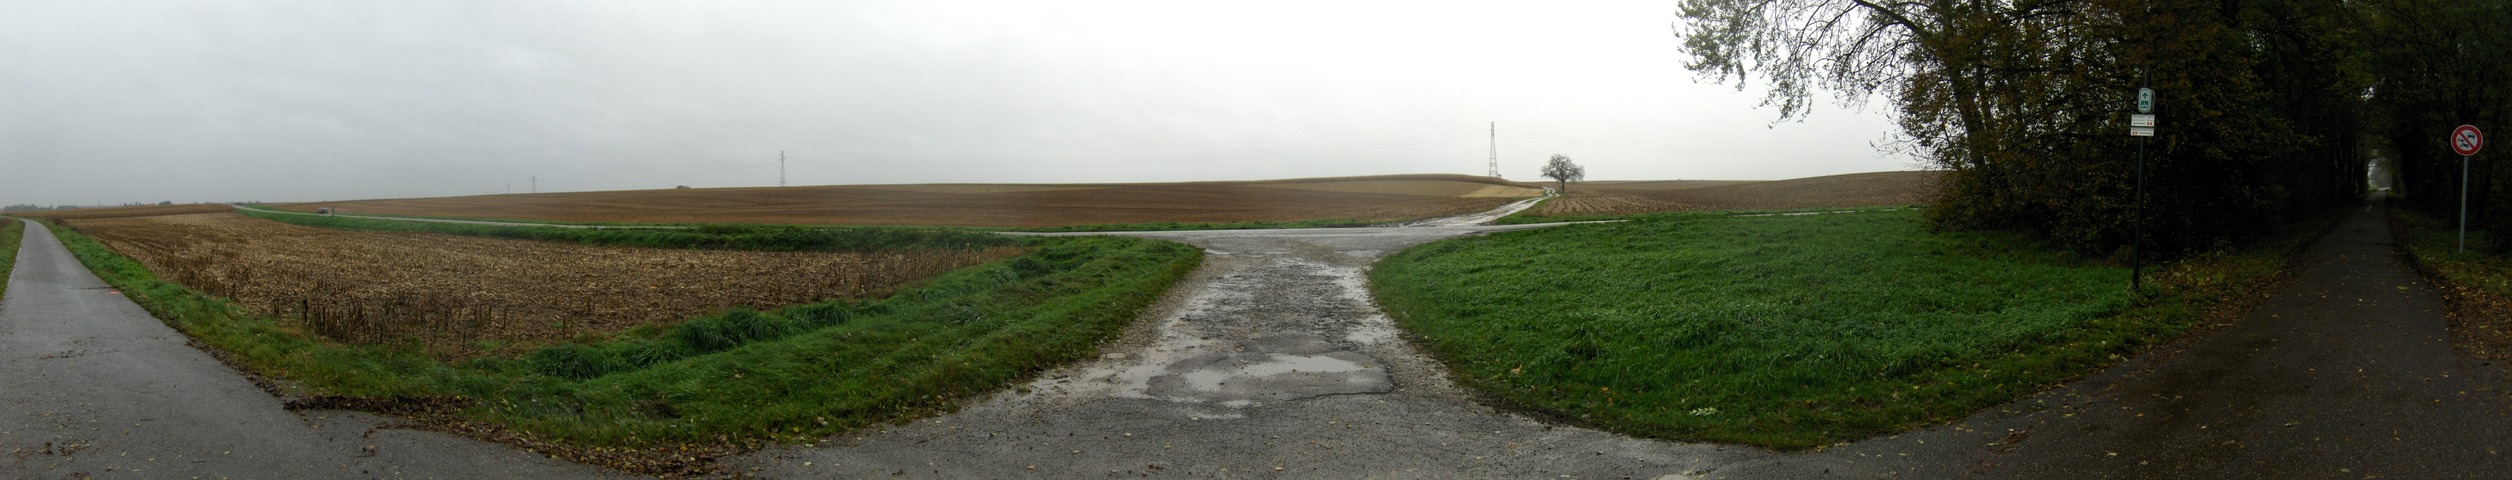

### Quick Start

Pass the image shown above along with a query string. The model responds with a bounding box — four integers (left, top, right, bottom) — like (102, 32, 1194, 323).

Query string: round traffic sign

(2453, 125, 2484, 156)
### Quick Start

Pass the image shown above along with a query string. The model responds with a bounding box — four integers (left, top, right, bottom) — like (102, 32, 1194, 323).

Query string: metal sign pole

(2130, 85, 2154, 295)
(2452, 125, 2484, 252)
(2134, 135, 2147, 292)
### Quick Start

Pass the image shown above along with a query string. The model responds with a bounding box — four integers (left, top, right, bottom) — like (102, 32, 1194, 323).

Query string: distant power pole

(530, 176, 538, 194)
(1487, 122, 1501, 178)
(780, 151, 787, 187)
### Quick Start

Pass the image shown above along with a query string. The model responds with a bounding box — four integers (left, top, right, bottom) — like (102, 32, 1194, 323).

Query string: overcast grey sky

(2, 1, 1912, 206)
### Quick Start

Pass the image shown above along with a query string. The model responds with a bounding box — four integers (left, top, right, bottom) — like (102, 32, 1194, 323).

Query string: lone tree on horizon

(1539, 154, 1584, 194)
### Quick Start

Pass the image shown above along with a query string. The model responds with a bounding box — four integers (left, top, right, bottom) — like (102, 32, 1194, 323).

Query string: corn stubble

(75, 213, 1017, 359)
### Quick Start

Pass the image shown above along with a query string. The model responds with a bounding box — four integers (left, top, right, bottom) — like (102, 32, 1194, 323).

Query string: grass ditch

(2388, 201, 2512, 368)
(1372, 208, 2319, 448)
(45, 217, 1200, 474)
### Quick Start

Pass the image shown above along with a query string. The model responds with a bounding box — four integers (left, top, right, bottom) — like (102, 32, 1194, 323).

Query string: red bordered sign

(2453, 125, 2484, 156)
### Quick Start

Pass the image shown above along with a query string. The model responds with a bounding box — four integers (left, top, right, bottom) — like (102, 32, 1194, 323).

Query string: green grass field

(1372, 209, 2312, 447)
(0, 219, 21, 298)
(47, 217, 1199, 473)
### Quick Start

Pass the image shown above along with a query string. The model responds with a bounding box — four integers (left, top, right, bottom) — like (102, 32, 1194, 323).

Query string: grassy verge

(2388, 203, 2512, 364)
(46, 218, 1200, 474)
(1, 218, 20, 298)
(1372, 208, 2317, 447)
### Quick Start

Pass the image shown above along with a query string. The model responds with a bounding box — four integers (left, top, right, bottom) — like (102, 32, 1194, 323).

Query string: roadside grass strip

(1, 219, 21, 297)
(1372, 209, 2314, 447)
(45, 218, 1200, 473)
(2389, 205, 2512, 363)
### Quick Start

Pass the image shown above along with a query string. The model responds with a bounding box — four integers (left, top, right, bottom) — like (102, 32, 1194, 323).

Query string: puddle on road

(1179, 353, 1372, 391)
(1023, 255, 1401, 412)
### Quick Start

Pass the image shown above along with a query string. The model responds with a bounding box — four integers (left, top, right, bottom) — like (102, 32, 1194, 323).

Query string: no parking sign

(2453, 125, 2484, 156)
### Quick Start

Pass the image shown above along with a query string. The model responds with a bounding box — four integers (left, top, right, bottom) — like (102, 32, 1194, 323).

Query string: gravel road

(0, 219, 619, 479)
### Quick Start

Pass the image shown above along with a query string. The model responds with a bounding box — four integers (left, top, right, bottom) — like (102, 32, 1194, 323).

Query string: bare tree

(1539, 154, 1585, 194)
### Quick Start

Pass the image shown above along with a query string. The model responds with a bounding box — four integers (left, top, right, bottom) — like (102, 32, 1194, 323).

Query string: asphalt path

(0, 219, 617, 479)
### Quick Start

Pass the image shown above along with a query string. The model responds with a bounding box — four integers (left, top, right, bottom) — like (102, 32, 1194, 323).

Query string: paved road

(0, 219, 616, 479)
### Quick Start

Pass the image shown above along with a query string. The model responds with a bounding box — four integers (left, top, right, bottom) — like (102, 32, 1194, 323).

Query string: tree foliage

(1540, 154, 1586, 193)
(1677, 0, 2385, 258)
(2365, 0, 2512, 252)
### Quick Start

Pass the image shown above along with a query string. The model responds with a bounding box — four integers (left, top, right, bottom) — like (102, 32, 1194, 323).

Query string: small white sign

(2130, 126, 2156, 137)
(2130, 114, 2157, 128)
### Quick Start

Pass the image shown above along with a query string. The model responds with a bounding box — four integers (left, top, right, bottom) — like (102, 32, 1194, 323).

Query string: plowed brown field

(1531, 171, 1941, 217)
(69, 213, 1018, 359)
(15, 204, 234, 220)
(275, 174, 1546, 227)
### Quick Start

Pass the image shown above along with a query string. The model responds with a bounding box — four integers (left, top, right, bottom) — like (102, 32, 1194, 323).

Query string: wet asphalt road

(0, 219, 616, 479)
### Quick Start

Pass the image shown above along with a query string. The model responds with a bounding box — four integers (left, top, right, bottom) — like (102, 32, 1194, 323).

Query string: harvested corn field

(68, 213, 1020, 358)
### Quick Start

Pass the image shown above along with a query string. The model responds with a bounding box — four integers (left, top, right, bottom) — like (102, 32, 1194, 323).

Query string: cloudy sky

(3, 1, 1912, 206)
